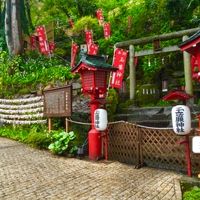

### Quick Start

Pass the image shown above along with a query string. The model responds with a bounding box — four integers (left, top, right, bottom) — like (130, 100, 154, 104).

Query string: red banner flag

(30, 35, 37, 50)
(36, 26, 50, 55)
(103, 22, 111, 39)
(110, 48, 128, 89)
(87, 43, 99, 55)
(96, 9, 104, 25)
(49, 42, 56, 53)
(71, 42, 79, 67)
(85, 30, 93, 45)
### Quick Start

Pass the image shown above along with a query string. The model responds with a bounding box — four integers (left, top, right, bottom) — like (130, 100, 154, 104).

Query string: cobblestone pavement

(0, 137, 183, 200)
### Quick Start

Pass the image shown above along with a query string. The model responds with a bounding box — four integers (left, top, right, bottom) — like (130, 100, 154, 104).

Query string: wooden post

(182, 36, 193, 96)
(65, 118, 69, 133)
(48, 118, 52, 133)
(129, 45, 136, 100)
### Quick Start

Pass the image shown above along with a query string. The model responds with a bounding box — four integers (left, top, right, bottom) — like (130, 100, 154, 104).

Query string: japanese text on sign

(110, 48, 128, 89)
(175, 107, 184, 133)
(85, 30, 93, 45)
(36, 26, 50, 55)
(96, 9, 104, 25)
(44, 86, 72, 117)
(87, 43, 99, 55)
(103, 22, 111, 39)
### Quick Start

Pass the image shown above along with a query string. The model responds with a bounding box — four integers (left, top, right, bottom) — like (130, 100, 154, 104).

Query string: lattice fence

(108, 122, 200, 174)
(108, 122, 140, 166)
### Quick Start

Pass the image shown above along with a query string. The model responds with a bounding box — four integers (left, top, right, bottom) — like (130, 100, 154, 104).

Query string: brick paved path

(0, 137, 183, 200)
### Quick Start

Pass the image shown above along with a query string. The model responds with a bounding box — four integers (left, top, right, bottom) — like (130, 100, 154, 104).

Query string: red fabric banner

(71, 42, 79, 67)
(85, 30, 93, 45)
(96, 9, 104, 25)
(87, 43, 99, 55)
(30, 35, 37, 50)
(49, 42, 56, 53)
(110, 48, 128, 89)
(36, 26, 50, 55)
(103, 22, 111, 39)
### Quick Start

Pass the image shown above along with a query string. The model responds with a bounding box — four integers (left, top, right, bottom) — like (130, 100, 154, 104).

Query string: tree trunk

(11, 0, 23, 55)
(5, 0, 23, 55)
(5, 0, 13, 55)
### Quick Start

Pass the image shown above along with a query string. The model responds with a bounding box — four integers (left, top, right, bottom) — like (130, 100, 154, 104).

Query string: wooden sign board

(44, 85, 72, 117)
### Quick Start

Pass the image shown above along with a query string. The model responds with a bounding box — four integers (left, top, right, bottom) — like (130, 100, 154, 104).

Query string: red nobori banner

(110, 48, 128, 89)
(30, 35, 37, 50)
(36, 25, 49, 55)
(87, 43, 99, 55)
(103, 22, 111, 39)
(96, 9, 104, 25)
(85, 30, 93, 44)
(71, 42, 79, 67)
(49, 42, 56, 53)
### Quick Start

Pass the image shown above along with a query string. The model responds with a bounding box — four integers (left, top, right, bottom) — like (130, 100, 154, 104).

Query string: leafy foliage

(48, 131, 77, 155)
(0, 51, 73, 97)
(0, 124, 51, 149)
(183, 187, 200, 200)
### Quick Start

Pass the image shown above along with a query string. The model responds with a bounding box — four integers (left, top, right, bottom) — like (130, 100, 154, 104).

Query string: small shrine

(179, 30, 200, 81)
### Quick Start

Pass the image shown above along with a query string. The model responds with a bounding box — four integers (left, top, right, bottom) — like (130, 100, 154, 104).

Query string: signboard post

(43, 85, 72, 132)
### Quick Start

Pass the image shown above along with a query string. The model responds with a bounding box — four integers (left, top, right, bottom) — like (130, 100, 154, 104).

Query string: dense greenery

(0, 51, 73, 97)
(0, 125, 51, 149)
(183, 187, 200, 200)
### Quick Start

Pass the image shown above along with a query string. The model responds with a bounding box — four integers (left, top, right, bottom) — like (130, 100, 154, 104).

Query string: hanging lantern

(171, 105, 191, 135)
(192, 136, 200, 153)
(94, 109, 108, 131)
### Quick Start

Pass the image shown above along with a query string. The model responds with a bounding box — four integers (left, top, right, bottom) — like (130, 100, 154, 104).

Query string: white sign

(171, 105, 191, 135)
(192, 136, 200, 153)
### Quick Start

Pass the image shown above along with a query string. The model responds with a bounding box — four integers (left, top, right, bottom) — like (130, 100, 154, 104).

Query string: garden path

(0, 137, 183, 200)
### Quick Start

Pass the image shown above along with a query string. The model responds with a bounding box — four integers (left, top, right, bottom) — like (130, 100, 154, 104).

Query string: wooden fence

(108, 122, 200, 174)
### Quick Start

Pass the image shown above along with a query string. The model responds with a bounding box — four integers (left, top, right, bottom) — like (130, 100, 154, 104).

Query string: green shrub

(25, 127, 51, 149)
(0, 125, 50, 149)
(183, 187, 200, 200)
(48, 130, 78, 155)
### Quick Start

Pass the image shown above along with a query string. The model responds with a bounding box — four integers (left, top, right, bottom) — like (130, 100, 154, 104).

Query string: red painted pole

(88, 99, 102, 160)
(179, 136, 192, 177)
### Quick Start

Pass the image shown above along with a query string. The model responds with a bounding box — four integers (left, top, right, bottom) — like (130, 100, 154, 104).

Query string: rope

(67, 118, 174, 130)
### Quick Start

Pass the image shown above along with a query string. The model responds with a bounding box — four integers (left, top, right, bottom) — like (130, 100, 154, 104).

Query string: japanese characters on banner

(103, 22, 111, 39)
(36, 26, 50, 55)
(30, 35, 37, 50)
(110, 48, 128, 89)
(88, 43, 99, 55)
(71, 42, 79, 67)
(85, 30, 93, 45)
(96, 9, 104, 26)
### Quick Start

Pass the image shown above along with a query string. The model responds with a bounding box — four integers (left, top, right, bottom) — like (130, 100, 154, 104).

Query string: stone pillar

(129, 45, 136, 100)
(182, 35, 193, 96)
